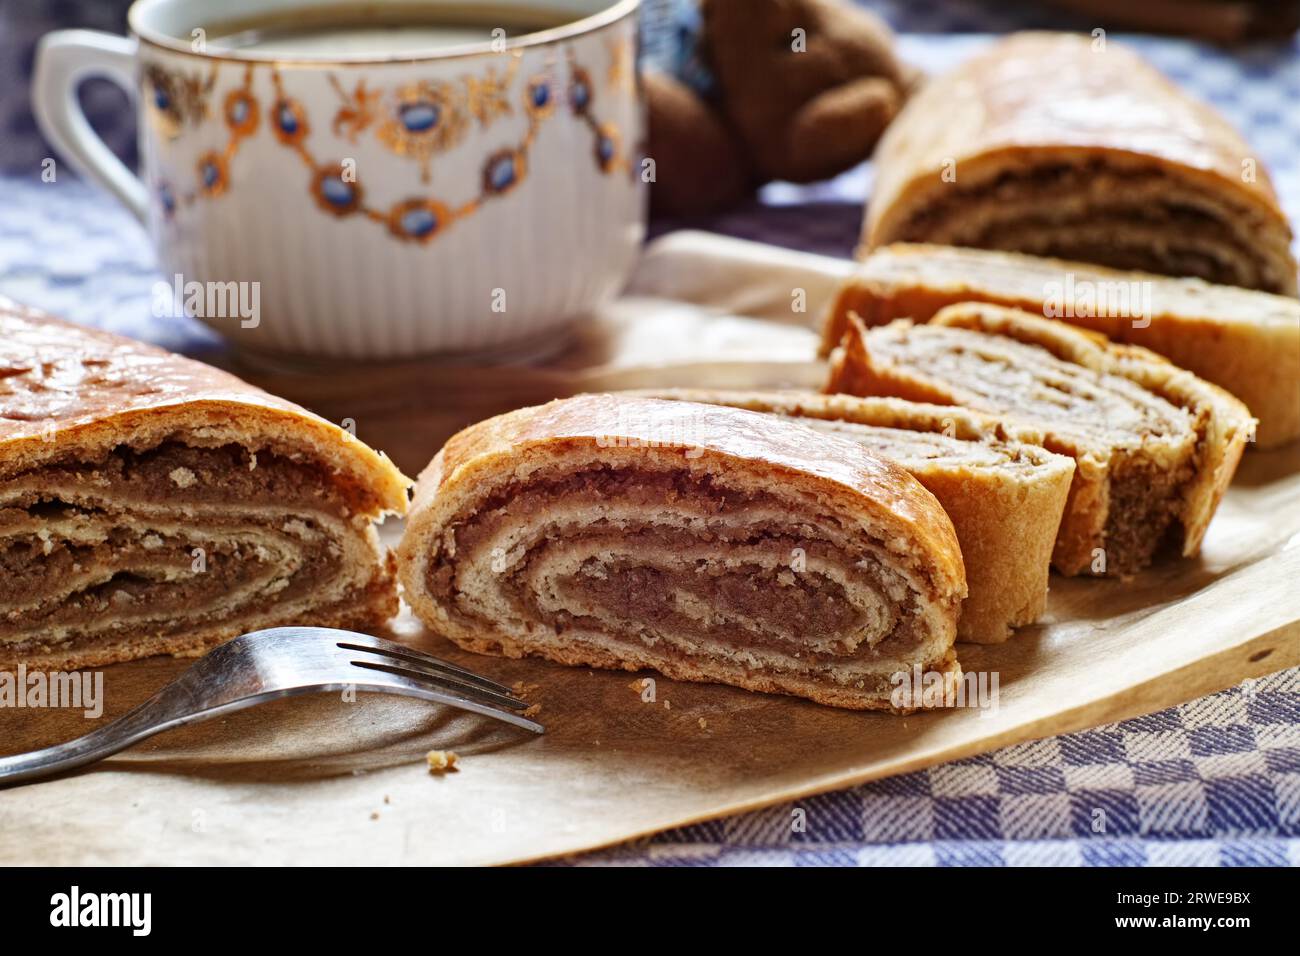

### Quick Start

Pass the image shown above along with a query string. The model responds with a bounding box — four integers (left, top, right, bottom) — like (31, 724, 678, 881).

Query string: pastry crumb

(523, 703, 542, 718)
(383, 794, 391, 805)
(511, 680, 540, 697)
(425, 749, 459, 773)
(698, 717, 708, 730)
(369, 811, 379, 821)
(663, 699, 671, 710)
(168, 466, 197, 488)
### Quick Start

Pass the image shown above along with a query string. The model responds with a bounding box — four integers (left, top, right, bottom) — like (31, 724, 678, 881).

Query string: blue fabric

(1, 0, 1297, 867)
(564, 673, 1300, 866)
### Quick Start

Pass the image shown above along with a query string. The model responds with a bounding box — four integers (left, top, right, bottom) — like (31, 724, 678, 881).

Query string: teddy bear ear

(817, 2, 919, 93)
(643, 71, 752, 216)
(775, 77, 902, 184)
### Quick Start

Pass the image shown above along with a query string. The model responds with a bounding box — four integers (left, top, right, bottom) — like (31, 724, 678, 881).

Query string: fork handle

(0, 695, 190, 785)
(0, 723, 148, 784)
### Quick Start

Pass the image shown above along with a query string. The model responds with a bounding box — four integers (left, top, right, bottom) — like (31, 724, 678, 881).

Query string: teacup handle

(32, 30, 148, 223)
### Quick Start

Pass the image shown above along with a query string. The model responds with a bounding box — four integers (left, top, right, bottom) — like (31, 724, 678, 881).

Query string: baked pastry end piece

(0, 299, 409, 669)
(397, 394, 967, 711)
(827, 304, 1252, 577)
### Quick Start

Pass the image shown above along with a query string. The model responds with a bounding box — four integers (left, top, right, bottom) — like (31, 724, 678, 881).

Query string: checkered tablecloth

(1, 0, 1297, 866)
(570, 672, 1300, 867)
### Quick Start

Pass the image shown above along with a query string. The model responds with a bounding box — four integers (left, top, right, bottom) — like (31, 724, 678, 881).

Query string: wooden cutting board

(2, 234, 1297, 865)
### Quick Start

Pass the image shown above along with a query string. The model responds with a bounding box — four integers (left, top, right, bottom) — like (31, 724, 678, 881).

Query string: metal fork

(0, 626, 542, 786)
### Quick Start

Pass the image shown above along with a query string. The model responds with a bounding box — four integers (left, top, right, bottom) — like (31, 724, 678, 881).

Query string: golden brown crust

(819, 243, 1300, 449)
(0, 297, 410, 511)
(864, 33, 1297, 295)
(0, 299, 409, 667)
(398, 395, 967, 710)
(826, 305, 1253, 575)
(626, 388, 1075, 644)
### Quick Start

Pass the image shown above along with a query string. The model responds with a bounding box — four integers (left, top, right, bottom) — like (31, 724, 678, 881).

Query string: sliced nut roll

(630, 388, 1074, 644)
(0, 300, 409, 669)
(865, 33, 1297, 296)
(396, 395, 967, 711)
(826, 304, 1254, 577)
(819, 243, 1300, 449)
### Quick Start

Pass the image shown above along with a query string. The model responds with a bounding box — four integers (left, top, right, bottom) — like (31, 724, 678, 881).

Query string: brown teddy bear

(644, 0, 917, 215)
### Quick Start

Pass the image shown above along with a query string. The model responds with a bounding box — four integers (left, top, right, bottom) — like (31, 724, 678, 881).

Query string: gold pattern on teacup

(524, 71, 557, 122)
(482, 147, 528, 197)
(384, 197, 456, 244)
(311, 164, 364, 216)
(223, 87, 260, 139)
(196, 150, 229, 197)
(592, 121, 624, 174)
(143, 62, 216, 140)
(376, 81, 470, 183)
(272, 98, 311, 147)
(269, 58, 560, 240)
(271, 72, 311, 149)
(152, 52, 628, 241)
(465, 60, 519, 128)
(328, 76, 382, 141)
(568, 64, 595, 117)
(328, 57, 522, 183)
(605, 35, 635, 97)
(567, 52, 628, 175)
(152, 65, 256, 215)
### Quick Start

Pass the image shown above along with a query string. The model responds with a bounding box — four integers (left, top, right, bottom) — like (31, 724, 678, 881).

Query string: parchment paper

(2, 233, 1297, 866)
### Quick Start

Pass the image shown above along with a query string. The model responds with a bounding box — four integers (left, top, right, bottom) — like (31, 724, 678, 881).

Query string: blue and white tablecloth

(1, 0, 1297, 866)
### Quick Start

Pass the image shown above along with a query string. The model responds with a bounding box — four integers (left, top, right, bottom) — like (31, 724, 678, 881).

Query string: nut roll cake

(0, 299, 408, 668)
(397, 395, 967, 710)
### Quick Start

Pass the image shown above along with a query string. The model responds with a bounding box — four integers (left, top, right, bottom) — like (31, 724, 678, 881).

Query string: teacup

(33, 0, 645, 358)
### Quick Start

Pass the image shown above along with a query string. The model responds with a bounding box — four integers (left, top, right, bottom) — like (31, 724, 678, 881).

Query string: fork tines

(338, 636, 530, 713)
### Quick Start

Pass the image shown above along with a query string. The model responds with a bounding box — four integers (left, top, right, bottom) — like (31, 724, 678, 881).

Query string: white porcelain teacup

(33, 0, 645, 358)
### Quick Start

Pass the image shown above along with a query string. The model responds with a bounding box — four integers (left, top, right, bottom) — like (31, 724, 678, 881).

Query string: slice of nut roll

(819, 243, 1300, 449)
(629, 388, 1075, 644)
(396, 394, 967, 711)
(0, 298, 408, 669)
(826, 304, 1254, 577)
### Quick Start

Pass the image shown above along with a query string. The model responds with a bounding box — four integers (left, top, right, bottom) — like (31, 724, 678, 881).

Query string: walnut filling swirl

(858, 321, 1199, 573)
(0, 439, 388, 658)
(423, 466, 943, 692)
(829, 307, 1252, 577)
(890, 162, 1293, 295)
(624, 389, 1078, 644)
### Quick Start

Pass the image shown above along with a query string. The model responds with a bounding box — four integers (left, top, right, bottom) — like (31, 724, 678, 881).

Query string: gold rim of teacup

(128, 0, 639, 67)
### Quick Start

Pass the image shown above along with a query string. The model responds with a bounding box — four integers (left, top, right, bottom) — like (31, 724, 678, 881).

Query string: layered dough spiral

(633, 389, 1075, 644)
(864, 33, 1297, 296)
(397, 395, 967, 710)
(0, 299, 408, 668)
(819, 243, 1300, 449)
(827, 303, 1253, 576)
